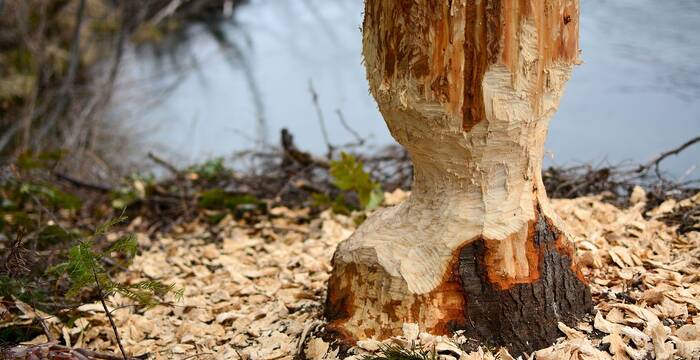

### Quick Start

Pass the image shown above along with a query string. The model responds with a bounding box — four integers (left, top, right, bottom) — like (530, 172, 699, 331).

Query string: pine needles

(49, 215, 181, 307)
(47, 214, 182, 359)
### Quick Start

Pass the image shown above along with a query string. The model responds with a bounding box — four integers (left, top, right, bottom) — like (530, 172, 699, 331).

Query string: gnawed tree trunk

(324, 0, 592, 355)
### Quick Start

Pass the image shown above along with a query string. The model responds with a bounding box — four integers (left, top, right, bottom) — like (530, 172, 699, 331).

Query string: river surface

(111, 0, 700, 177)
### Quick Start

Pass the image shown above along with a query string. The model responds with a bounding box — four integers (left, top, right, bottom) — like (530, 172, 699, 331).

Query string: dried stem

(92, 267, 128, 360)
(336, 109, 365, 147)
(309, 81, 334, 158)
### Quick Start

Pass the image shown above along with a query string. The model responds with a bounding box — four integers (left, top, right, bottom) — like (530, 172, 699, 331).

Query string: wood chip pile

(4, 188, 700, 360)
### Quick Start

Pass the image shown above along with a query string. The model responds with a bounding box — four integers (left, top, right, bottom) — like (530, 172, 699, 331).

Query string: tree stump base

(456, 212, 592, 354)
(324, 209, 592, 356)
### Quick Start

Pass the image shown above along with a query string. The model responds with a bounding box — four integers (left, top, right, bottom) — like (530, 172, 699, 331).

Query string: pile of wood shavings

(10, 189, 700, 360)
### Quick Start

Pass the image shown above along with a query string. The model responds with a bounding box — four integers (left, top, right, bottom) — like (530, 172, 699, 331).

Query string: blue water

(111, 0, 700, 178)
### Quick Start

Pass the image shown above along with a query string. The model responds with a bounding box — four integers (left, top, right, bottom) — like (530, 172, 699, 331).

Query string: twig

(19, 343, 138, 360)
(30, 291, 55, 343)
(54, 172, 113, 193)
(280, 129, 329, 169)
(68, 3, 130, 150)
(180, 353, 215, 360)
(31, 0, 87, 148)
(296, 320, 322, 358)
(336, 109, 365, 146)
(309, 81, 334, 158)
(150, 0, 184, 25)
(148, 152, 181, 176)
(92, 267, 128, 360)
(641, 135, 700, 180)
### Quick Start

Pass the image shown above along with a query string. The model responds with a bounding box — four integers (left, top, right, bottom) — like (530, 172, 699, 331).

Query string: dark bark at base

(452, 213, 593, 356)
(322, 212, 592, 357)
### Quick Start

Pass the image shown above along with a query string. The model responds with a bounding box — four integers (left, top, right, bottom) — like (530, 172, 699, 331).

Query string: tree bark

(324, 0, 591, 356)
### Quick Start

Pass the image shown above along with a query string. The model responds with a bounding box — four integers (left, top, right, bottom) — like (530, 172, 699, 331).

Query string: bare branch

(31, 0, 87, 149)
(309, 81, 334, 158)
(336, 109, 365, 146)
(54, 172, 113, 193)
(642, 135, 700, 180)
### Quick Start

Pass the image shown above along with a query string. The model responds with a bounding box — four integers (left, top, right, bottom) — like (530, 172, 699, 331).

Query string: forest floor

(5, 188, 699, 360)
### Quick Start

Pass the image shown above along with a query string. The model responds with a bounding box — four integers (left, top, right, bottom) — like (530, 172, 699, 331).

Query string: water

(111, 0, 700, 177)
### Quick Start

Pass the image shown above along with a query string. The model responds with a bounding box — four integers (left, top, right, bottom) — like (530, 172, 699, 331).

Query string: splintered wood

(334, 2, 591, 352)
(7, 190, 700, 359)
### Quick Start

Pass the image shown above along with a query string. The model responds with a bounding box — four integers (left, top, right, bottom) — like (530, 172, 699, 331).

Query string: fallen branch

(639, 135, 700, 180)
(54, 172, 113, 193)
(280, 128, 329, 169)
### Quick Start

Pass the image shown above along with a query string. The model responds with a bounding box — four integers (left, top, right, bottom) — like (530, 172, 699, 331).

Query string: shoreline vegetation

(0, 0, 248, 177)
(1, 141, 699, 359)
(0, 0, 699, 359)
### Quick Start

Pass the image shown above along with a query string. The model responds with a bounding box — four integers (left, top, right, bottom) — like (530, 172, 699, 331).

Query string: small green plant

(329, 152, 384, 211)
(362, 344, 437, 360)
(48, 215, 182, 359)
(188, 157, 231, 181)
(49, 215, 182, 306)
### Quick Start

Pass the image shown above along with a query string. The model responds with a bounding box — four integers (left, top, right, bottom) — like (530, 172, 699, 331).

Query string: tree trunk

(324, 0, 592, 356)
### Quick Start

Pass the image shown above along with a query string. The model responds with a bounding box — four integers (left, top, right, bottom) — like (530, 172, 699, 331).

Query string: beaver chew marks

(324, 0, 591, 356)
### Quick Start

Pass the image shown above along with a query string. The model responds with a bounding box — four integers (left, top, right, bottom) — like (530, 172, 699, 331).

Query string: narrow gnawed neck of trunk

(401, 127, 549, 239)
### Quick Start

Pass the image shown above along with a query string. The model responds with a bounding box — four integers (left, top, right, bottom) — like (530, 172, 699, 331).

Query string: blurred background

(1, 1, 699, 356)
(1, 0, 699, 179)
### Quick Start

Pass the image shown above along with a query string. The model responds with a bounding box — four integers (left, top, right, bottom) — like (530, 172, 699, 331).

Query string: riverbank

(0, 0, 247, 178)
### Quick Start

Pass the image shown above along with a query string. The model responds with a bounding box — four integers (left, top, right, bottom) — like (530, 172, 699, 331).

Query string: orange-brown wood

(363, 0, 580, 132)
(324, 0, 590, 356)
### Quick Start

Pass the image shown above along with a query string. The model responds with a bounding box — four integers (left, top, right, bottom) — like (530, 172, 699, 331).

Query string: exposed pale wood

(325, 0, 591, 354)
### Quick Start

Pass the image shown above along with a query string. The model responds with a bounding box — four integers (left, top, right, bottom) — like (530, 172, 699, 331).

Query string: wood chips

(7, 189, 700, 359)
